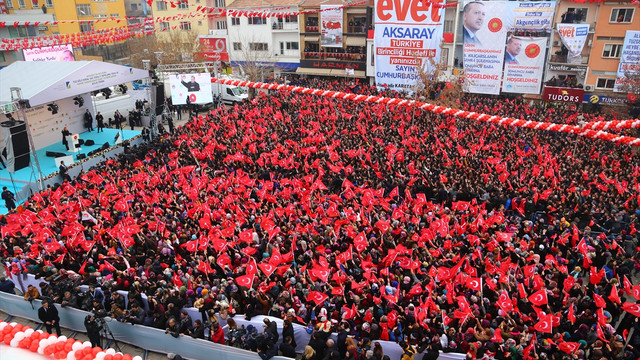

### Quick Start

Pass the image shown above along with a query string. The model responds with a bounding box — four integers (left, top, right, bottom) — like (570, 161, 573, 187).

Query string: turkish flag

(235, 274, 254, 289)
(465, 277, 482, 291)
(307, 291, 329, 305)
(623, 276, 632, 295)
(529, 289, 548, 306)
(633, 285, 640, 300)
(568, 305, 576, 324)
(442, 311, 453, 326)
(609, 285, 621, 304)
(354, 232, 368, 253)
(558, 342, 581, 354)
(409, 283, 423, 296)
(342, 304, 356, 319)
(590, 267, 605, 284)
(534, 314, 553, 333)
(622, 302, 640, 317)
(593, 293, 606, 308)
(331, 287, 344, 296)
(258, 262, 276, 277)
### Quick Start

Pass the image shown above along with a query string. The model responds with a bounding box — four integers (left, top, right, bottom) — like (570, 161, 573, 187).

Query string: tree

(125, 30, 201, 69)
(228, 34, 276, 99)
(412, 48, 466, 109)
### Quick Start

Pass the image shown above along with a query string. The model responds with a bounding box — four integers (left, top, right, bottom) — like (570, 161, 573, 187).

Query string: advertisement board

(542, 87, 584, 103)
(556, 23, 589, 64)
(199, 38, 229, 62)
(374, 0, 444, 92)
(0, 1, 7, 14)
(502, 36, 546, 94)
(321, 5, 343, 48)
(582, 94, 627, 105)
(168, 72, 213, 105)
(614, 30, 640, 93)
(23, 44, 75, 62)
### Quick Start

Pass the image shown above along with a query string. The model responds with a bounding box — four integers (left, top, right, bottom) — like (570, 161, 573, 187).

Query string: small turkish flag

(528, 289, 548, 306)
(534, 314, 553, 333)
(622, 302, 640, 317)
(558, 342, 581, 354)
(465, 277, 482, 291)
(235, 274, 254, 289)
(307, 291, 329, 305)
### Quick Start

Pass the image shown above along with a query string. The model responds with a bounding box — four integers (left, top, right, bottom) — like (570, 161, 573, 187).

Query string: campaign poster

(504, 1, 555, 31)
(502, 36, 546, 94)
(462, 1, 507, 95)
(321, 5, 343, 48)
(614, 30, 640, 93)
(169, 73, 213, 105)
(23, 45, 75, 62)
(556, 23, 589, 64)
(374, 0, 444, 92)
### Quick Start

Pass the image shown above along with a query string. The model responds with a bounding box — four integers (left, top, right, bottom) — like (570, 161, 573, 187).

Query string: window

(6, 0, 13, 9)
(216, 21, 226, 30)
(214, 0, 225, 7)
(233, 42, 242, 51)
(227, 88, 234, 96)
(158, 22, 170, 31)
(0, 52, 5, 62)
(596, 78, 615, 89)
(249, 42, 268, 51)
(80, 22, 93, 33)
(8, 26, 34, 38)
(285, 15, 297, 23)
(596, 36, 625, 41)
(444, 20, 454, 33)
(567, 7, 588, 23)
(94, 14, 107, 19)
(131, 3, 137, 10)
(45, 0, 53, 7)
(231, 18, 240, 26)
(602, 43, 623, 58)
(110, 13, 119, 18)
(180, 21, 191, 30)
(286, 41, 299, 50)
(610, 8, 634, 23)
(77, 4, 92, 16)
(248, 17, 265, 25)
(156, 1, 167, 11)
(177, 1, 188, 9)
(17, 0, 25, 8)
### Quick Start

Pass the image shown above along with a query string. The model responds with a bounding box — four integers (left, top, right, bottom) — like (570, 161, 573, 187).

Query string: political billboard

(168, 73, 213, 105)
(614, 30, 640, 93)
(321, 5, 343, 48)
(502, 36, 546, 94)
(556, 23, 589, 64)
(374, 0, 444, 92)
(23, 45, 75, 62)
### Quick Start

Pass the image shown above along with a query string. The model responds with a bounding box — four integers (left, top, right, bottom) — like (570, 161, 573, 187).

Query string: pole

(19, 101, 45, 192)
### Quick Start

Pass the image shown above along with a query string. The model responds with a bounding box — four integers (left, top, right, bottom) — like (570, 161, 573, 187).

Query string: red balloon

(122, 355, 132, 360)
(3, 334, 12, 345)
(114, 354, 123, 360)
(104, 355, 114, 360)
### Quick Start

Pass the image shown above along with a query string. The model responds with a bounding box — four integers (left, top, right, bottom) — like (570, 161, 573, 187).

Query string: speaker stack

(1, 120, 30, 172)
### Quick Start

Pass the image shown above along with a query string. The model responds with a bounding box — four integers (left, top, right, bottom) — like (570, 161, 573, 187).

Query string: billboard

(374, 0, 444, 92)
(199, 38, 229, 62)
(168, 73, 213, 105)
(462, 1, 555, 95)
(556, 23, 589, 64)
(582, 94, 627, 105)
(542, 87, 584, 103)
(23, 45, 75, 62)
(614, 30, 640, 93)
(321, 5, 343, 48)
(502, 36, 546, 94)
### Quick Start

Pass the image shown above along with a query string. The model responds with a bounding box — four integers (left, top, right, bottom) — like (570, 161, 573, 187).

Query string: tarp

(0, 61, 148, 107)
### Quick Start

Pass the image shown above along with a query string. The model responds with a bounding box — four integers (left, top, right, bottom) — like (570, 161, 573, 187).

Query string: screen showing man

(505, 36, 522, 64)
(60, 50, 75, 61)
(463, 1, 485, 46)
(181, 75, 200, 92)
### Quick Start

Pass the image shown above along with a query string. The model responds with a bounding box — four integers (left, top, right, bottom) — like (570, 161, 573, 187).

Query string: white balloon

(67, 350, 76, 360)
(24, 329, 34, 336)
(10, 339, 19, 347)
(37, 347, 45, 354)
(95, 351, 106, 360)
(105, 348, 116, 355)
(9, 322, 17, 327)
(14, 332, 25, 341)
(37, 330, 44, 334)
(0, 322, 7, 330)
(72, 342, 82, 351)
(39, 339, 48, 347)
(58, 336, 67, 342)
(132, 356, 143, 360)
(83, 341, 92, 348)
(48, 335, 57, 340)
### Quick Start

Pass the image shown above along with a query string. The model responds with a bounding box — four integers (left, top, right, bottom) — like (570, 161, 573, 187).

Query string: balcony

(272, 22, 299, 31)
(303, 51, 365, 61)
(346, 25, 366, 34)
(304, 25, 319, 33)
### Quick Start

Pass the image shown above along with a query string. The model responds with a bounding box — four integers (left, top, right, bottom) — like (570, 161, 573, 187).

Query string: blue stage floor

(1, 128, 140, 213)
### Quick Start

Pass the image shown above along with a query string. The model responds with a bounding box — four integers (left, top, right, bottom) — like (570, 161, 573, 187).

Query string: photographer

(60, 291, 79, 309)
(178, 310, 192, 335)
(123, 303, 145, 325)
(189, 319, 205, 339)
(38, 299, 62, 336)
(87, 285, 104, 304)
(109, 292, 126, 319)
(90, 299, 108, 319)
(84, 314, 103, 348)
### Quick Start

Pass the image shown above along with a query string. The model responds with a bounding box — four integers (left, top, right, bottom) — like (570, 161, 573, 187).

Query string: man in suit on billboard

(505, 36, 522, 64)
(181, 75, 201, 92)
(463, 1, 485, 46)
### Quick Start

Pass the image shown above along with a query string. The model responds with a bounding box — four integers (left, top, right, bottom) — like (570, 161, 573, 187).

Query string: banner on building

(556, 23, 589, 64)
(582, 94, 627, 105)
(502, 36, 546, 94)
(0, 1, 8, 14)
(542, 86, 584, 103)
(614, 30, 640, 93)
(169, 73, 213, 105)
(23, 45, 75, 62)
(199, 38, 229, 62)
(374, 0, 444, 92)
(321, 5, 343, 48)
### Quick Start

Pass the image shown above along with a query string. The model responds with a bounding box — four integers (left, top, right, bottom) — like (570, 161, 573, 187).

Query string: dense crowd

(1, 81, 640, 360)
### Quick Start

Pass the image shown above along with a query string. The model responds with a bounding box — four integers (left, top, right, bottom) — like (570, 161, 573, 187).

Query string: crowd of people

(1, 79, 639, 360)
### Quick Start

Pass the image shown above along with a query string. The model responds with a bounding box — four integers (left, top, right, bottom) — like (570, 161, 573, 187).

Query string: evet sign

(376, 0, 443, 22)
(542, 87, 584, 103)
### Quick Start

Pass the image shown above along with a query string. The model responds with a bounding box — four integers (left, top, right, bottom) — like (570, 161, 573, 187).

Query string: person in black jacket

(84, 314, 102, 348)
(189, 319, 205, 339)
(165, 317, 180, 338)
(263, 318, 279, 344)
(279, 336, 297, 358)
(282, 319, 296, 348)
(38, 300, 62, 336)
(124, 303, 145, 325)
(60, 291, 78, 309)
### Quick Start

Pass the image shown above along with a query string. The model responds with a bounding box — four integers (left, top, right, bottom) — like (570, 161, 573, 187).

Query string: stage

(1, 128, 140, 213)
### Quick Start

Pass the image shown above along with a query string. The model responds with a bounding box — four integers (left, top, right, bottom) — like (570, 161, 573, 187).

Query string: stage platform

(0, 128, 140, 214)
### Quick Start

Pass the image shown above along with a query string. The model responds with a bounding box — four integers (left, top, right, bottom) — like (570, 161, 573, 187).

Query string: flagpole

(480, 277, 486, 313)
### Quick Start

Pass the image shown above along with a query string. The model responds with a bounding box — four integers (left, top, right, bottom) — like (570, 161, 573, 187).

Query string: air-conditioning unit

(587, 39, 592, 47)
(553, 41, 559, 46)
(584, 85, 595, 92)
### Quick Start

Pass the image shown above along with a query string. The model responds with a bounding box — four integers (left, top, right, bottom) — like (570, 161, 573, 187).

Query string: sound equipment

(78, 139, 85, 145)
(46, 151, 67, 158)
(0, 120, 30, 172)
(155, 84, 165, 114)
(84, 139, 95, 146)
(76, 153, 86, 160)
(102, 142, 110, 150)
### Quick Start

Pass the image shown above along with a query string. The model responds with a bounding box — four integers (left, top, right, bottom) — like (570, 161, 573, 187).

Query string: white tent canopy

(0, 60, 149, 107)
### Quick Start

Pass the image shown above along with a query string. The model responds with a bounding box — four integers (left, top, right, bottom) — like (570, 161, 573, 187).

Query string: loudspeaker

(76, 153, 86, 160)
(8, 122, 30, 171)
(85, 139, 95, 146)
(46, 151, 67, 158)
(78, 139, 85, 145)
(102, 142, 109, 150)
(155, 84, 165, 114)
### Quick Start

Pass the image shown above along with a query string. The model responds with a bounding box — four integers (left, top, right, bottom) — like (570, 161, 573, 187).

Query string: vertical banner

(502, 36, 546, 94)
(556, 23, 589, 64)
(462, 1, 507, 95)
(614, 30, 640, 93)
(321, 5, 343, 48)
(374, 0, 444, 92)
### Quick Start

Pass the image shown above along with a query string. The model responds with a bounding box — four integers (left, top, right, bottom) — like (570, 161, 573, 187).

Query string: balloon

(122, 355, 132, 360)
(113, 354, 123, 360)
(24, 329, 34, 336)
(4, 334, 12, 345)
(67, 350, 76, 360)
(10, 339, 19, 347)
(95, 351, 106, 360)
(72, 342, 83, 351)
(38, 346, 45, 354)
(104, 355, 114, 360)
(105, 348, 116, 355)
(0, 322, 6, 331)
(132, 356, 143, 360)
(14, 332, 25, 341)
(49, 335, 58, 340)
(9, 322, 18, 327)
(58, 336, 67, 342)
(83, 341, 92, 348)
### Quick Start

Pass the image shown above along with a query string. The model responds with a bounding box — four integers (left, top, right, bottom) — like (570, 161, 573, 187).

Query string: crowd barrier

(3, 274, 465, 360)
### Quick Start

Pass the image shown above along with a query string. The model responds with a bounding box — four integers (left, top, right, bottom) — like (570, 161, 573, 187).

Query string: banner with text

(614, 30, 640, 93)
(502, 36, 546, 94)
(199, 37, 229, 62)
(169, 72, 213, 105)
(321, 5, 343, 48)
(374, 0, 444, 92)
(556, 23, 589, 64)
(23, 44, 75, 62)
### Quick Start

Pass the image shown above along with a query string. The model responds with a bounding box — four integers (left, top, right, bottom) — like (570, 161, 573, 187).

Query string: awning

(296, 67, 333, 76)
(329, 69, 367, 78)
(345, 36, 366, 47)
(303, 35, 321, 43)
(346, 8, 367, 14)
